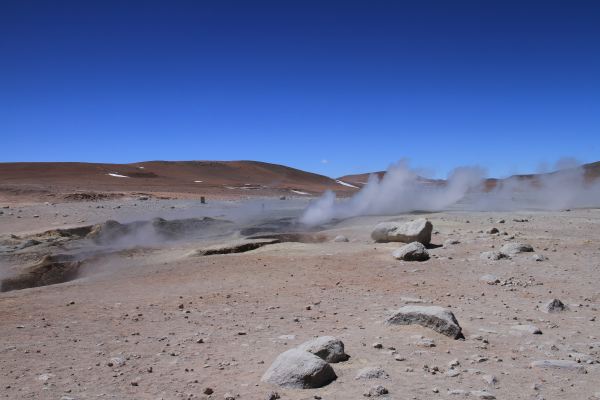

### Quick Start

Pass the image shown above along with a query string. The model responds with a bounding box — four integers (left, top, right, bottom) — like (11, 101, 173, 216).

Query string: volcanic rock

(371, 218, 433, 244)
(543, 299, 568, 313)
(530, 360, 586, 373)
(500, 242, 534, 256)
(261, 349, 337, 388)
(392, 242, 430, 261)
(296, 336, 349, 363)
(386, 306, 464, 339)
(355, 366, 389, 380)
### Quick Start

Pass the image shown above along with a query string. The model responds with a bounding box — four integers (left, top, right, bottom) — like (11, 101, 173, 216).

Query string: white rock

(392, 242, 430, 261)
(371, 218, 433, 244)
(500, 242, 534, 255)
(511, 324, 542, 335)
(296, 336, 349, 363)
(333, 235, 349, 242)
(530, 359, 586, 373)
(261, 349, 337, 388)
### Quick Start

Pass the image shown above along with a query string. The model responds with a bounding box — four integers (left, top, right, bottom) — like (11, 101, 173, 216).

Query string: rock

(364, 384, 389, 397)
(386, 306, 464, 339)
(443, 238, 460, 247)
(392, 242, 430, 261)
(446, 369, 460, 377)
(471, 391, 496, 399)
(108, 356, 126, 368)
(487, 227, 499, 234)
(496, 219, 505, 224)
(543, 299, 567, 313)
(500, 242, 534, 256)
(532, 254, 546, 262)
(261, 349, 337, 388)
(569, 352, 595, 363)
(511, 324, 542, 335)
(479, 274, 500, 284)
(265, 392, 280, 400)
(530, 360, 587, 373)
(355, 366, 389, 380)
(482, 374, 498, 385)
(296, 336, 349, 363)
(480, 251, 507, 261)
(224, 393, 235, 400)
(372, 342, 383, 349)
(333, 235, 349, 242)
(204, 388, 214, 395)
(371, 218, 433, 244)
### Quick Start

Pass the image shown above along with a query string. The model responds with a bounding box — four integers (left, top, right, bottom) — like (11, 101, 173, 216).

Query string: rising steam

(300, 159, 600, 226)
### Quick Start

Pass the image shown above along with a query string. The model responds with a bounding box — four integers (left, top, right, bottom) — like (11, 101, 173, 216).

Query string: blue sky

(1, 1, 599, 178)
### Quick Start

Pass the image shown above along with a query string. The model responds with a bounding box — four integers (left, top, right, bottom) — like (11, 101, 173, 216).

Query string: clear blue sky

(1, 1, 599, 178)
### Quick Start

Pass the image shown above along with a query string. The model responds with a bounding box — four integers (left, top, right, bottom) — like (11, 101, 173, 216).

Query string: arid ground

(1, 189, 599, 399)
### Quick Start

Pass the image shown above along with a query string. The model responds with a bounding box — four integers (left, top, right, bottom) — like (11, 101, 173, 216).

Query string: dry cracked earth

(1, 197, 600, 400)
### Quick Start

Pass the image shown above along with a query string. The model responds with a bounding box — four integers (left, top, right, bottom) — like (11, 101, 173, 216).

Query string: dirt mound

(0, 254, 81, 292)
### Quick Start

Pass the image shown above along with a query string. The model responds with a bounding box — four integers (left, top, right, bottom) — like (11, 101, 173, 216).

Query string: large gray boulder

(371, 218, 433, 244)
(386, 306, 464, 339)
(296, 336, 349, 363)
(261, 349, 337, 388)
(392, 242, 430, 261)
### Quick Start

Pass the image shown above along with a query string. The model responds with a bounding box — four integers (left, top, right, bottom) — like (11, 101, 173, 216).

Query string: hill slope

(0, 160, 358, 201)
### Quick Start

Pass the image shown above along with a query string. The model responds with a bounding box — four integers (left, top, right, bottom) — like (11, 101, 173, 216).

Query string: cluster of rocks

(480, 242, 535, 261)
(372, 218, 433, 262)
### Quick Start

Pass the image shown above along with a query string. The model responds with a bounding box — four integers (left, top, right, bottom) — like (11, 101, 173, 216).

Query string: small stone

(480, 251, 507, 261)
(333, 235, 349, 242)
(500, 242, 534, 255)
(372, 342, 383, 349)
(204, 388, 214, 395)
(364, 385, 389, 397)
(482, 374, 498, 385)
(511, 324, 542, 335)
(355, 366, 389, 380)
(543, 299, 567, 313)
(265, 392, 280, 400)
(530, 360, 586, 373)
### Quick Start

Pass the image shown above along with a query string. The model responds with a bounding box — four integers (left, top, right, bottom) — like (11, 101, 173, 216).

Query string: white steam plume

(300, 159, 600, 226)
(300, 160, 485, 226)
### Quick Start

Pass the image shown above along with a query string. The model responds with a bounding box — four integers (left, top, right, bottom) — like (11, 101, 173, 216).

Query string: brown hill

(0, 160, 358, 202)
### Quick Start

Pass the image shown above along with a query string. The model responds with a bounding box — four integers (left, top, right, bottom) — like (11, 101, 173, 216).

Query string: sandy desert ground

(1, 193, 600, 400)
